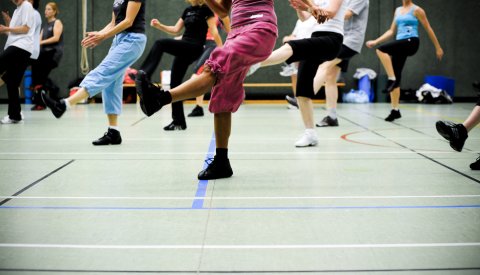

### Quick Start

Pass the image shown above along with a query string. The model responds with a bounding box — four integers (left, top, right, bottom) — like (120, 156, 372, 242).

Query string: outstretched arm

(415, 7, 443, 60)
(366, 17, 396, 48)
(151, 17, 184, 36)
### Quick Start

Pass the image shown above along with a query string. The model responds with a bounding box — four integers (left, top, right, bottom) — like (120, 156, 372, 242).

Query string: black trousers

(31, 50, 59, 106)
(0, 46, 31, 120)
(140, 38, 203, 123)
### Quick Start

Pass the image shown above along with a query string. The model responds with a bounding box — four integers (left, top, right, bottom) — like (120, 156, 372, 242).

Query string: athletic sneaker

(285, 95, 298, 109)
(163, 121, 187, 131)
(30, 105, 46, 111)
(0, 115, 23, 124)
(198, 156, 233, 180)
(435, 120, 468, 152)
(41, 91, 66, 118)
(188, 105, 204, 117)
(279, 64, 297, 77)
(92, 128, 122, 146)
(135, 70, 169, 117)
(316, 116, 339, 127)
(246, 63, 261, 77)
(470, 156, 480, 170)
(294, 130, 318, 147)
(385, 109, 401, 122)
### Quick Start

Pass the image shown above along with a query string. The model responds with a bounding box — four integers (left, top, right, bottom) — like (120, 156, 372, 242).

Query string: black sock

(160, 90, 172, 105)
(216, 148, 228, 160)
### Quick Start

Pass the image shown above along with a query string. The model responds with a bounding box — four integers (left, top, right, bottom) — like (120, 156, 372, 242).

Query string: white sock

(109, 126, 119, 131)
(305, 128, 316, 136)
(328, 108, 337, 119)
(388, 77, 396, 81)
(64, 99, 71, 109)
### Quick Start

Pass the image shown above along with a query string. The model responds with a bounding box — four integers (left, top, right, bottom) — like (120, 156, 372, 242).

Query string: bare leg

(325, 66, 341, 110)
(463, 106, 480, 131)
(260, 44, 294, 67)
(189, 74, 205, 106)
(390, 87, 400, 109)
(297, 96, 315, 129)
(376, 49, 395, 78)
(66, 87, 90, 106)
(170, 68, 216, 102)
(313, 59, 341, 93)
(291, 74, 297, 95)
(214, 112, 231, 148)
(107, 114, 118, 127)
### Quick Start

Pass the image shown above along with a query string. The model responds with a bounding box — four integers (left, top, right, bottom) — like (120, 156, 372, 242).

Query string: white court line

(0, 151, 474, 155)
(1, 195, 480, 200)
(1, 243, 479, 249)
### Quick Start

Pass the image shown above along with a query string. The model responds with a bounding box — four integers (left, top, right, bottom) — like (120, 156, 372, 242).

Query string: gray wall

(1, 0, 479, 101)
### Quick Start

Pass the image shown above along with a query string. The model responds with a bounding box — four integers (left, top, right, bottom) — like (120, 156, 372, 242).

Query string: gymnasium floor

(0, 102, 479, 274)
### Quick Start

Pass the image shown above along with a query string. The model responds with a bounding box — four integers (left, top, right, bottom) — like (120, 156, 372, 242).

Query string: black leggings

(31, 50, 59, 105)
(377, 37, 420, 88)
(287, 31, 343, 99)
(0, 46, 31, 120)
(140, 38, 203, 123)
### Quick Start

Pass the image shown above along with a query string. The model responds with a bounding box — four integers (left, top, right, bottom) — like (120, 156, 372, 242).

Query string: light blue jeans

(80, 32, 147, 115)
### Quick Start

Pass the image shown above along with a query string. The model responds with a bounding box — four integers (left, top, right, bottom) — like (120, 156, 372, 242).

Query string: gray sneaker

(316, 116, 339, 127)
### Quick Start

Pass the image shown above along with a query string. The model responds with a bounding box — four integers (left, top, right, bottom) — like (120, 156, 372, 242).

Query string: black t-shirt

(181, 5, 214, 45)
(113, 0, 146, 34)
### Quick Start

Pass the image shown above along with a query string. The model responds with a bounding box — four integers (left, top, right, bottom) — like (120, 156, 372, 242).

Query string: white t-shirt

(292, 17, 317, 40)
(4, 1, 36, 54)
(311, 0, 346, 35)
(30, 10, 42, 59)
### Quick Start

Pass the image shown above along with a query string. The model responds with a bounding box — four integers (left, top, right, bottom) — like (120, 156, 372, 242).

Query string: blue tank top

(395, 5, 419, 40)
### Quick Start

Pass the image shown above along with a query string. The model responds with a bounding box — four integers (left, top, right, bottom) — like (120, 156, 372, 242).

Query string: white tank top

(311, 0, 346, 35)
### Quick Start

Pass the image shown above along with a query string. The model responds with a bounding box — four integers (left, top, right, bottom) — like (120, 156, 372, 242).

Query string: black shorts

(287, 32, 343, 99)
(377, 37, 420, 86)
(337, 45, 358, 72)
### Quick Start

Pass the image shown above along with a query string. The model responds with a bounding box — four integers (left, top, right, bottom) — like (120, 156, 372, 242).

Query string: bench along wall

(1, 0, 479, 101)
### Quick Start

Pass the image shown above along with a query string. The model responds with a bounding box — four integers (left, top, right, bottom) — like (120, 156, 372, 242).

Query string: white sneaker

(1, 115, 23, 124)
(246, 63, 261, 77)
(294, 130, 318, 147)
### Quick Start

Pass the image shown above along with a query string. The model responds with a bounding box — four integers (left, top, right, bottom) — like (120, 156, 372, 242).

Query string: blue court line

(1, 204, 480, 211)
(191, 133, 216, 209)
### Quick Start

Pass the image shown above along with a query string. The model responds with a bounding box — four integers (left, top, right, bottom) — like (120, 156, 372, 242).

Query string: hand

(365, 40, 376, 48)
(81, 31, 105, 49)
(0, 24, 7, 33)
(312, 8, 330, 24)
(1, 11, 10, 24)
(288, 0, 310, 12)
(436, 48, 444, 61)
(150, 18, 160, 28)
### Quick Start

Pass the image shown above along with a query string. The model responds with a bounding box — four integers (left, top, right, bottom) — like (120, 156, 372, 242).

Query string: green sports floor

(0, 102, 479, 274)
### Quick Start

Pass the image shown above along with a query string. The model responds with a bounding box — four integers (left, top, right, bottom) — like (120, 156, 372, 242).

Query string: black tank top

(41, 19, 64, 64)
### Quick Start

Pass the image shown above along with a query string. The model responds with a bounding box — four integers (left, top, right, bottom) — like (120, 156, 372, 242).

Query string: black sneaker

(135, 70, 167, 117)
(163, 121, 187, 131)
(316, 116, 339, 127)
(285, 95, 298, 108)
(470, 156, 480, 170)
(382, 79, 399, 93)
(92, 128, 122, 146)
(385, 109, 401, 122)
(435, 120, 468, 152)
(188, 105, 204, 117)
(198, 156, 233, 180)
(41, 91, 66, 118)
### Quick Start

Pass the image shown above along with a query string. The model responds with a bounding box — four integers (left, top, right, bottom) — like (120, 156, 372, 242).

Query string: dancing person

(366, 0, 443, 122)
(0, 0, 37, 124)
(42, 0, 147, 146)
(135, 0, 220, 130)
(135, 0, 278, 179)
(31, 2, 63, 111)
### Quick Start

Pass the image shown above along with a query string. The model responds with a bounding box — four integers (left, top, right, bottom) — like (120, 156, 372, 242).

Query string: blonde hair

(186, 0, 205, 6)
(47, 2, 59, 16)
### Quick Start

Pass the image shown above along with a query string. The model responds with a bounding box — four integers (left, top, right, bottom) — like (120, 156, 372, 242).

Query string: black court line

(131, 116, 148, 127)
(339, 113, 480, 185)
(1, 267, 479, 273)
(0, 160, 75, 206)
